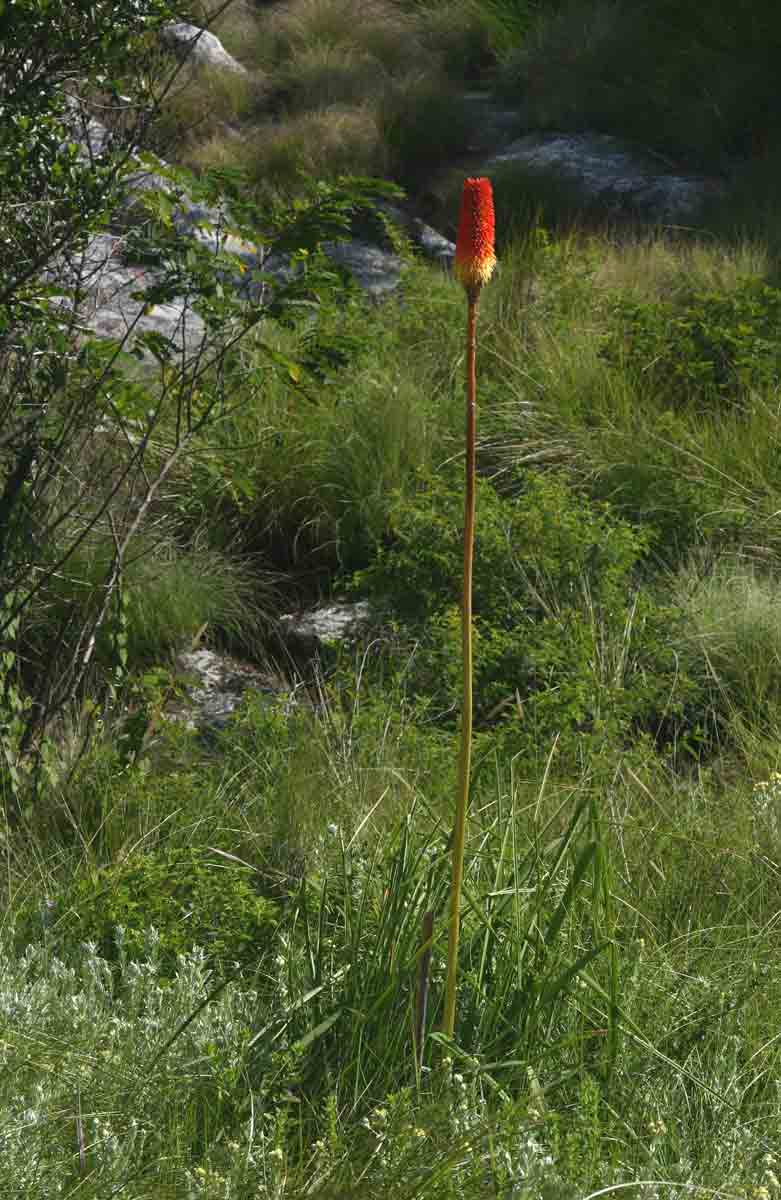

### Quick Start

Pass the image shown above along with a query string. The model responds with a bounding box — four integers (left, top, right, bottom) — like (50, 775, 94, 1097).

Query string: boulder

(279, 601, 373, 661)
(171, 649, 282, 731)
(116, 168, 411, 299)
(379, 203, 455, 270)
(460, 90, 527, 153)
(62, 94, 113, 161)
(407, 218, 455, 269)
(113, 164, 182, 231)
(161, 22, 247, 74)
(321, 241, 403, 298)
(489, 131, 725, 222)
(45, 232, 206, 355)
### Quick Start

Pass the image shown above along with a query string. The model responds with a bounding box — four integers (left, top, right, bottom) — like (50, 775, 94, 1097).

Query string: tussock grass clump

(242, 104, 387, 191)
(199, 0, 488, 196)
(258, 0, 419, 72)
(474, 226, 781, 562)
(210, 261, 464, 569)
(149, 59, 262, 160)
(675, 557, 781, 735)
(26, 533, 271, 672)
(269, 42, 387, 114)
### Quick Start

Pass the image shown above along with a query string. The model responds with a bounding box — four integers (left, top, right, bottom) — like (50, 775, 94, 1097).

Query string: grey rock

(322, 241, 402, 298)
(460, 91, 527, 152)
(379, 203, 456, 269)
(408, 218, 455, 269)
(45, 233, 206, 354)
(279, 602, 373, 658)
(87, 294, 207, 353)
(172, 649, 280, 731)
(489, 132, 724, 221)
(62, 94, 113, 160)
(161, 22, 247, 74)
(177, 207, 266, 270)
(114, 165, 179, 230)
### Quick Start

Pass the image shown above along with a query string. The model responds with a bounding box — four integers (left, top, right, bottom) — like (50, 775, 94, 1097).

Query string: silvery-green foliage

(0, 937, 258, 1194)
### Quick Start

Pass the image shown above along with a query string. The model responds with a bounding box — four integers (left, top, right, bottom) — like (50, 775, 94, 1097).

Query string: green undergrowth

(11, 1, 781, 1195)
(5, 676, 781, 1195)
(497, 0, 781, 170)
(168, 0, 511, 197)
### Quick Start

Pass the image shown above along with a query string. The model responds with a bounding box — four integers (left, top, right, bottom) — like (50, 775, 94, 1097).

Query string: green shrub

(602, 280, 781, 408)
(353, 471, 698, 758)
(47, 846, 277, 974)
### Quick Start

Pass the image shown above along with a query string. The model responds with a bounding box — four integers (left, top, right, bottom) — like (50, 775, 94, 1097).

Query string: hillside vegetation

(3, 1, 781, 1197)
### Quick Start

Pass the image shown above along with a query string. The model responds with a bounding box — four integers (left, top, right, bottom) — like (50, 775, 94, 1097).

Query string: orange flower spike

(454, 177, 496, 293)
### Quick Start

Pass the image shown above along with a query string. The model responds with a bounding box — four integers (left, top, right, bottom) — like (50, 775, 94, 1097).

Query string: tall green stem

(443, 288, 479, 1041)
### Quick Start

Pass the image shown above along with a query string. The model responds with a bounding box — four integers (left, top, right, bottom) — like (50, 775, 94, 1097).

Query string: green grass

(23, 531, 273, 681)
(497, 0, 781, 172)
(6, 679, 781, 1196)
(182, 0, 501, 196)
(11, 2, 781, 1196)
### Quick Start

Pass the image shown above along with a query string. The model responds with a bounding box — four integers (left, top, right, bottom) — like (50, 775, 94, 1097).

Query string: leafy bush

(354, 471, 697, 757)
(602, 280, 781, 408)
(47, 846, 277, 974)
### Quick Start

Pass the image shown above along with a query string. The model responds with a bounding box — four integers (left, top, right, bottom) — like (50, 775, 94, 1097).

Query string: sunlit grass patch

(241, 105, 387, 198)
(149, 58, 263, 159)
(674, 556, 781, 733)
(257, 0, 419, 73)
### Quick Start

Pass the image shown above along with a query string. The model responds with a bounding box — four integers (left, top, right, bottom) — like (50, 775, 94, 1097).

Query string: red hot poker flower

(454, 177, 496, 292)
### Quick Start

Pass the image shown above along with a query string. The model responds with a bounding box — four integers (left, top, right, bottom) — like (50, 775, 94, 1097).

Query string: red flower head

(454, 177, 496, 293)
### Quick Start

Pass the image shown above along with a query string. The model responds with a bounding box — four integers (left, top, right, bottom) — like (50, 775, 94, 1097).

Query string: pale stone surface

(172, 649, 279, 730)
(44, 233, 207, 353)
(321, 241, 403, 298)
(489, 131, 724, 221)
(161, 22, 247, 74)
(279, 602, 373, 657)
(62, 94, 113, 160)
(379, 203, 456, 269)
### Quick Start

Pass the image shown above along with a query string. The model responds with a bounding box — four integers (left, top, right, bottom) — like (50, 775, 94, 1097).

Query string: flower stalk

(443, 177, 496, 1041)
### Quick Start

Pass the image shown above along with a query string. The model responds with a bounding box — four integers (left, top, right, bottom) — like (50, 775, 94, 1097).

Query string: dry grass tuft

(243, 105, 387, 196)
(592, 236, 772, 303)
(259, 0, 418, 69)
(151, 61, 263, 159)
(271, 42, 388, 114)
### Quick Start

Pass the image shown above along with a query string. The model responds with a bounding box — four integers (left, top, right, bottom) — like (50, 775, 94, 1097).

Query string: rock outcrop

(47, 27, 731, 358)
(161, 22, 247, 74)
(161, 605, 375, 732)
(278, 602, 373, 662)
(489, 131, 724, 222)
(44, 231, 206, 354)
